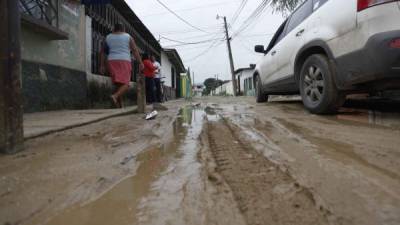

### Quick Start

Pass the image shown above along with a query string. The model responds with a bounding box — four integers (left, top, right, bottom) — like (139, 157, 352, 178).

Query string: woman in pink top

(100, 23, 144, 108)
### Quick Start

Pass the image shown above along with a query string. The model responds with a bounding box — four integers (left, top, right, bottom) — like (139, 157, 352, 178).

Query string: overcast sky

(128, 0, 285, 84)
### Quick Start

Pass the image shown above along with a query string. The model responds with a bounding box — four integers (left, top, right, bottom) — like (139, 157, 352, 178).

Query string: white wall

(160, 51, 175, 88)
(238, 69, 254, 93)
(215, 81, 234, 96)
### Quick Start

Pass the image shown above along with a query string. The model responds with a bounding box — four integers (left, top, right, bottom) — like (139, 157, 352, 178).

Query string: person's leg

(112, 83, 129, 108)
(145, 77, 152, 104)
(149, 78, 156, 104)
(154, 78, 162, 103)
(113, 84, 129, 98)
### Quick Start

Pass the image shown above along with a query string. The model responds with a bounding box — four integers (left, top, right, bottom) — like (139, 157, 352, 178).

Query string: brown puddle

(44, 106, 206, 225)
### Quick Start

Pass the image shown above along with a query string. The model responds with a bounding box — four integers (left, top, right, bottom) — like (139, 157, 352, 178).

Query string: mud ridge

(204, 117, 332, 225)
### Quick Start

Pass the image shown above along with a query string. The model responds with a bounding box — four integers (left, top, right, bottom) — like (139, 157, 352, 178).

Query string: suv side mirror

(254, 45, 265, 54)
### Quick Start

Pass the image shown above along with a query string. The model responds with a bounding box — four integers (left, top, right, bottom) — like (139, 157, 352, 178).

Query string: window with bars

(19, 0, 59, 27)
(87, 4, 141, 79)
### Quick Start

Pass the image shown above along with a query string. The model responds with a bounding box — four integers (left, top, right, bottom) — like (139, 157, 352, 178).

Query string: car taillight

(390, 38, 400, 49)
(357, 0, 397, 12)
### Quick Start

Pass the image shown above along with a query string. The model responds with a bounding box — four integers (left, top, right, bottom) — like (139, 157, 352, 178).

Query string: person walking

(142, 54, 157, 104)
(100, 23, 143, 108)
(151, 56, 162, 103)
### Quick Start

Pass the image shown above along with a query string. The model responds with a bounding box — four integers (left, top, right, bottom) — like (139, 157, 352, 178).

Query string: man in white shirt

(151, 56, 162, 103)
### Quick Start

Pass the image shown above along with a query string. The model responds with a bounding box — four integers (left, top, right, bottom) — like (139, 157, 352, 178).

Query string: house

(193, 84, 205, 97)
(20, 0, 88, 112)
(161, 48, 186, 100)
(214, 80, 234, 96)
(19, 0, 166, 112)
(236, 65, 255, 96)
(180, 72, 192, 99)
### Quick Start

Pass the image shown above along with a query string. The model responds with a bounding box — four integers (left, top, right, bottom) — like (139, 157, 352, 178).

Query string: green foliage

(270, 0, 304, 13)
(203, 78, 224, 96)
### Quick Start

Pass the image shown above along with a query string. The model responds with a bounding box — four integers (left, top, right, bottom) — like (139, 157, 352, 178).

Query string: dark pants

(154, 78, 162, 103)
(145, 77, 155, 104)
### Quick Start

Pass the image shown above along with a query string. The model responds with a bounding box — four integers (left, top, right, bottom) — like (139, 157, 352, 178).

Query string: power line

(238, 33, 274, 37)
(232, 0, 269, 38)
(235, 36, 258, 54)
(185, 40, 225, 62)
(142, 0, 241, 18)
(161, 36, 225, 46)
(155, 0, 211, 33)
(170, 32, 224, 40)
(230, 0, 248, 26)
(156, 26, 221, 35)
(185, 28, 226, 62)
(232, 1, 268, 38)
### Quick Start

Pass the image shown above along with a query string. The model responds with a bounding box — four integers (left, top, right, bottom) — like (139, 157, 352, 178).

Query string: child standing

(142, 54, 156, 104)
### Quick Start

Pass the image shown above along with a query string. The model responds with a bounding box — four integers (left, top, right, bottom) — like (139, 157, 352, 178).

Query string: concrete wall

(86, 73, 137, 108)
(22, 60, 88, 112)
(238, 69, 255, 96)
(161, 51, 178, 99)
(21, 3, 86, 71)
(161, 51, 175, 89)
(21, 2, 88, 112)
(85, 16, 92, 73)
(215, 81, 234, 96)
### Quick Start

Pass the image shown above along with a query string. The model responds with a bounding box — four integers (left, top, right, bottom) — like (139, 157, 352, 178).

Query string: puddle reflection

(44, 106, 206, 225)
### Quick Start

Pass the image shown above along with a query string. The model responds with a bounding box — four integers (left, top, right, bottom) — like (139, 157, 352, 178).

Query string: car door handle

(296, 29, 305, 37)
(271, 50, 277, 56)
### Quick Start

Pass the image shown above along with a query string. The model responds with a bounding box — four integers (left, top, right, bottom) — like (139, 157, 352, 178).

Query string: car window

(276, 22, 289, 43)
(286, 0, 313, 34)
(313, 0, 328, 11)
(265, 19, 288, 53)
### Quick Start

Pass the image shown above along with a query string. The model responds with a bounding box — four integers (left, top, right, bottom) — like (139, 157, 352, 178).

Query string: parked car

(254, 0, 400, 114)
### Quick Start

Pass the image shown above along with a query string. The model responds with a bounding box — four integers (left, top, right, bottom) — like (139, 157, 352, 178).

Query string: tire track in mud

(204, 117, 331, 225)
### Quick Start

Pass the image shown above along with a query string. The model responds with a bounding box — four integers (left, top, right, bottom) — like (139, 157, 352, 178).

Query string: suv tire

(255, 75, 268, 103)
(299, 54, 345, 114)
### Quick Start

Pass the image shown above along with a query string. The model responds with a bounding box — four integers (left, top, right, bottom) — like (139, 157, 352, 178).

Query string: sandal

(110, 95, 120, 108)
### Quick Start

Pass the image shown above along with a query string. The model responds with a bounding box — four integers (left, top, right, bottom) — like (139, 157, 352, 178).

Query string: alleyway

(1, 97, 400, 225)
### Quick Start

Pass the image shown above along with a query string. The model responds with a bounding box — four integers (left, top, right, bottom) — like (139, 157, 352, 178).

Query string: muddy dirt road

(1, 97, 400, 225)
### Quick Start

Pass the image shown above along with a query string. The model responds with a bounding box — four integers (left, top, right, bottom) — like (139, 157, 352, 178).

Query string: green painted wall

(21, 3, 86, 72)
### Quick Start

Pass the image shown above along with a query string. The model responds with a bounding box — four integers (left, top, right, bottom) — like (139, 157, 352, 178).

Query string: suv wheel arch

(294, 40, 335, 86)
(254, 73, 268, 103)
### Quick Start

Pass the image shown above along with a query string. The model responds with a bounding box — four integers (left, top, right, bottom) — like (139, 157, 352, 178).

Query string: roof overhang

(163, 48, 186, 72)
(112, 0, 161, 54)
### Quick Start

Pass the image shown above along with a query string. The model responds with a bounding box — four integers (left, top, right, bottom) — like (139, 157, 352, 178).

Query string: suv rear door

(267, 0, 314, 91)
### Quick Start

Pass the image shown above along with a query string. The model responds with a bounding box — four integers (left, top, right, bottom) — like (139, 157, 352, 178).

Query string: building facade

(20, 0, 87, 112)
(19, 0, 178, 113)
(161, 49, 186, 99)
(193, 84, 205, 97)
(236, 66, 255, 96)
(214, 81, 234, 96)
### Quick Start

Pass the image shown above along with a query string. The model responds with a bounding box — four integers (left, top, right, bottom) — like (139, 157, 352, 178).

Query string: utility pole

(0, 0, 24, 154)
(222, 16, 237, 96)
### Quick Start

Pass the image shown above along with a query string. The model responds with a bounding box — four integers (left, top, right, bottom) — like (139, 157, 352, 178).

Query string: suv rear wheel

(299, 54, 345, 114)
(255, 75, 268, 103)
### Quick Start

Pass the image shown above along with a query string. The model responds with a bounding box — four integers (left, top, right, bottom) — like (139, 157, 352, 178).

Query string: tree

(203, 78, 223, 96)
(270, 0, 304, 13)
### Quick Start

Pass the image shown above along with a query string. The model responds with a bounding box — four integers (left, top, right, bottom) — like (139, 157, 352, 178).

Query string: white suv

(254, 0, 400, 114)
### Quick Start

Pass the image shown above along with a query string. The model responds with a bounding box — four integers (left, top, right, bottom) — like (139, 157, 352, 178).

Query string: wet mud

(2, 97, 400, 225)
(204, 117, 330, 225)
